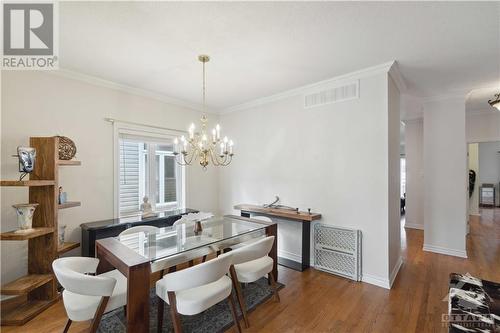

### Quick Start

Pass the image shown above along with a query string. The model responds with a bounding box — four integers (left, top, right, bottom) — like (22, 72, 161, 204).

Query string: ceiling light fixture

(172, 55, 234, 169)
(488, 93, 500, 111)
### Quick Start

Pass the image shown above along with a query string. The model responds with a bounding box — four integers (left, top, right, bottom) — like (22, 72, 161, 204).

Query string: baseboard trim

(361, 274, 390, 289)
(423, 244, 467, 258)
(278, 249, 302, 263)
(404, 223, 424, 230)
(389, 256, 403, 287)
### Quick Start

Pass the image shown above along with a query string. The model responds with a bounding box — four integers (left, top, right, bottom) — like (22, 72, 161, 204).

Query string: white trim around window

(112, 121, 186, 218)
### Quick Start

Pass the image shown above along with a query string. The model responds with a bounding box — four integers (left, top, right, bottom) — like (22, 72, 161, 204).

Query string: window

(116, 127, 185, 217)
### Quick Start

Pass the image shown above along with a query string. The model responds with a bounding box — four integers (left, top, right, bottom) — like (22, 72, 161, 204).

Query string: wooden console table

(234, 204, 321, 271)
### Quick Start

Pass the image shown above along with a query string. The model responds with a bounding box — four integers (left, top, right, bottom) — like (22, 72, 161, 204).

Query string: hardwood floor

(2, 208, 499, 333)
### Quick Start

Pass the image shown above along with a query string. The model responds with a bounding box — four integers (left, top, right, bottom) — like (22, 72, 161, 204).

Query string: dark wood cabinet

(80, 208, 197, 257)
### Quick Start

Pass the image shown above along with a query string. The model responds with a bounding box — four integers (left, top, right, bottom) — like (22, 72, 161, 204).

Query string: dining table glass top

(117, 216, 267, 263)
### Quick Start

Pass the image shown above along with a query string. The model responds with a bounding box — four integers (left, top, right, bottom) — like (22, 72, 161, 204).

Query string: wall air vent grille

(314, 223, 362, 281)
(304, 81, 359, 108)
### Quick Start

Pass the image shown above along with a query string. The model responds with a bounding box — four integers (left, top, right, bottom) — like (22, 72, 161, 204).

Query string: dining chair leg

(269, 272, 280, 302)
(89, 296, 109, 333)
(62, 319, 72, 333)
(229, 265, 249, 328)
(167, 291, 183, 333)
(157, 296, 164, 333)
(227, 290, 242, 333)
(201, 255, 207, 263)
(123, 305, 127, 317)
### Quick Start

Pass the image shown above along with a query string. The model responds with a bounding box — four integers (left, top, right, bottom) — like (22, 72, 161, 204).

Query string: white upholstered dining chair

(227, 235, 279, 328)
(155, 252, 241, 333)
(230, 215, 272, 250)
(118, 224, 159, 237)
(52, 257, 127, 333)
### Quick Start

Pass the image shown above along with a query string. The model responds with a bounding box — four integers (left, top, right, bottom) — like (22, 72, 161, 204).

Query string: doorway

(468, 141, 500, 226)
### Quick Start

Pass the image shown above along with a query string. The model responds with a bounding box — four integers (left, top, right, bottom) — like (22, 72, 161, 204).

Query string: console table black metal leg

(301, 221, 310, 270)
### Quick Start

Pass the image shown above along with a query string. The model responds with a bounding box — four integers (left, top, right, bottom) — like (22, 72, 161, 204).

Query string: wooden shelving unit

(57, 241, 80, 255)
(1, 274, 53, 295)
(0, 228, 55, 241)
(58, 201, 81, 209)
(1, 137, 81, 326)
(1, 297, 58, 326)
(57, 160, 81, 166)
(0, 180, 55, 187)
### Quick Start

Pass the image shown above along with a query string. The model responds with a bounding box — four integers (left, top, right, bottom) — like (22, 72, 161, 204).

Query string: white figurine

(140, 196, 157, 219)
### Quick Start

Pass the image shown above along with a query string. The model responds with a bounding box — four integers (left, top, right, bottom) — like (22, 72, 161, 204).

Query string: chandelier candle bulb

(216, 124, 221, 140)
(173, 137, 179, 153)
(212, 129, 216, 142)
(189, 123, 195, 139)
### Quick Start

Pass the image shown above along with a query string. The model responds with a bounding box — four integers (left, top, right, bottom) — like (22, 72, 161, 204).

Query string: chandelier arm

(185, 149, 199, 165)
(208, 148, 222, 166)
(211, 149, 227, 166)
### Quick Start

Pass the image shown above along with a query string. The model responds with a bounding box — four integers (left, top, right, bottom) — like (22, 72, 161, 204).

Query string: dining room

(1, 2, 500, 333)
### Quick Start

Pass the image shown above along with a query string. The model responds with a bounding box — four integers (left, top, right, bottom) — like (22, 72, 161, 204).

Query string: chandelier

(488, 93, 500, 111)
(173, 55, 234, 169)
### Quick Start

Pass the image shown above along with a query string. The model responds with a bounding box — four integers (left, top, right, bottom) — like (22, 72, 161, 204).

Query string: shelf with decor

(58, 201, 81, 209)
(0, 227, 55, 241)
(0, 180, 55, 187)
(0, 136, 80, 326)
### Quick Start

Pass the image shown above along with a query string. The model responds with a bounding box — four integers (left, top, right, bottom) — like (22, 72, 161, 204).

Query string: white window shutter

(119, 140, 141, 216)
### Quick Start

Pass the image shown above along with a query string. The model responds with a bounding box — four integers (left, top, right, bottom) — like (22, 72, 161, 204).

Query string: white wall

(478, 141, 500, 206)
(1, 71, 219, 285)
(423, 97, 467, 258)
(468, 143, 480, 215)
(387, 76, 401, 286)
(404, 119, 424, 229)
(218, 66, 401, 289)
(466, 112, 500, 143)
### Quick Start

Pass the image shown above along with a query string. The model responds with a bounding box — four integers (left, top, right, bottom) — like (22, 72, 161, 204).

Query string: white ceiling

(59, 2, 500, 111)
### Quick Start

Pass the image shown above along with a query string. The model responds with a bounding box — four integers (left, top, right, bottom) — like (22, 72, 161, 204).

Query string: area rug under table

(98, 277, 284, 333)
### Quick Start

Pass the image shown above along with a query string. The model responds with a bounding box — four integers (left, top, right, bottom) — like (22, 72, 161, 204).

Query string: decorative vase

(58, 225, 67, 245)
(12, 203, 39, 231)
(193, 221, 203, 235)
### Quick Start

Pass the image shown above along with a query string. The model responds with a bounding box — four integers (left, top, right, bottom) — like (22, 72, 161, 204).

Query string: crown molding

(388, 61, 407, 93)
(221, 61, 400, 114)
(421, 91, 469, 104)
(47, 68, 218, 114)
(466, 108, 500, 116)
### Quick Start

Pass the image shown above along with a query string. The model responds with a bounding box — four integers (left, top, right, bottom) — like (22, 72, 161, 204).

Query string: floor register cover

(98, 277, 284, 333)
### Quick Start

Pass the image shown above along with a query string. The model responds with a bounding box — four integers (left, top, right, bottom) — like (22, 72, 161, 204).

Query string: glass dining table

(95, 214, 277, 333)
